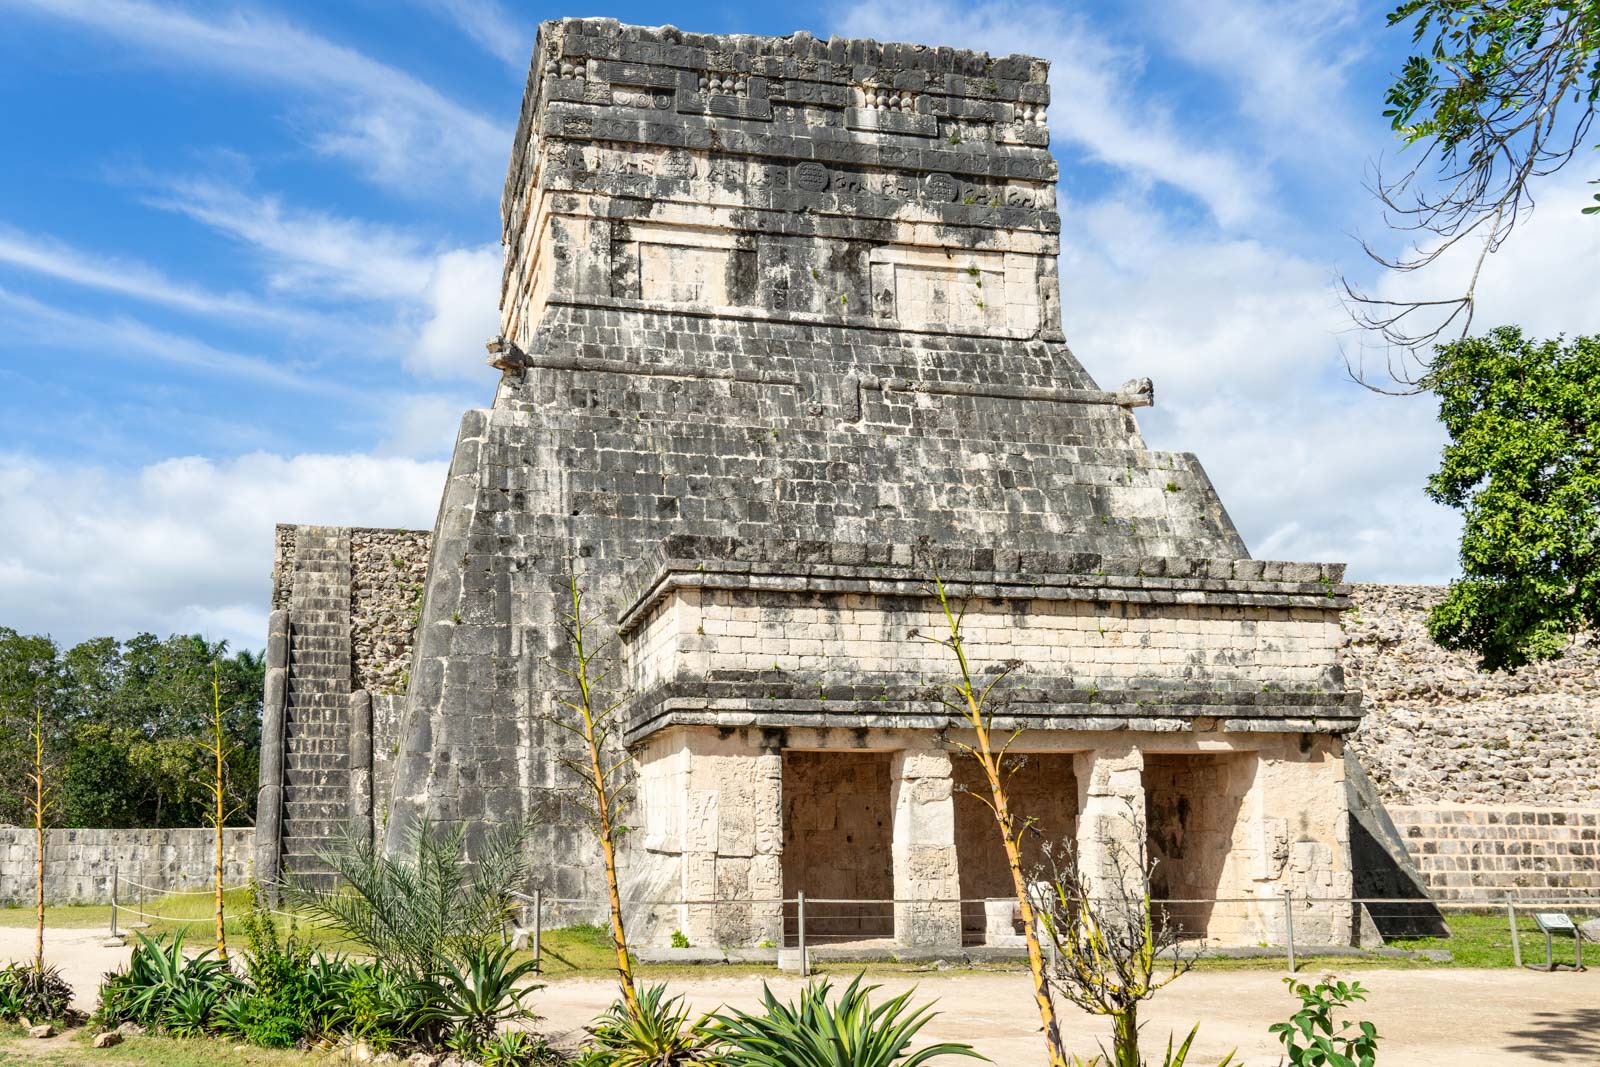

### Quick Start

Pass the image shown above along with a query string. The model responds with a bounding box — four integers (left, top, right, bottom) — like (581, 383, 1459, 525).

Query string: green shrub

(580, 982, 711, 1066)
(705, 975, 985, 1067)
(95, 932, 239, 1031)
(1269, 977, 1379, 1067)
(0, 961, 75, 1023)
(670, 930, 691, 949)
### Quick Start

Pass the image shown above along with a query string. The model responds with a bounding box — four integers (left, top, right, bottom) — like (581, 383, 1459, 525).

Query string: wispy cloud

(144, 178, 502, 379)
(1148, 0, 1368, 151)
(146, 179, 439, 302)
(0, 224, 330, 331)
(832, 0, 1271, 225)
(0, 286, 333, 393)
(412, 0, 534, 72)
(2, 0, 511, 197)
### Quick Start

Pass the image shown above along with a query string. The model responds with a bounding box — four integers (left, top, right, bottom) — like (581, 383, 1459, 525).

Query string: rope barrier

(121, 879, 251, 896)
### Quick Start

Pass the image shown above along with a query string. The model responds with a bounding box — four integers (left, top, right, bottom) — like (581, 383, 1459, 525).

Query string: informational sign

(1534, 912, 1576, 934)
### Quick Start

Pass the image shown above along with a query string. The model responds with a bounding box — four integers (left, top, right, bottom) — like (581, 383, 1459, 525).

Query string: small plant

(484, 1030, 564, 1067)
(582, 983, 712, 1066)
(413, 942, 541, 1048)
(670, 930, 691, 949)
(0, 961, 75, 1023)
(1269, 976, 1379, 1067)
(706, 975, 984, 1067)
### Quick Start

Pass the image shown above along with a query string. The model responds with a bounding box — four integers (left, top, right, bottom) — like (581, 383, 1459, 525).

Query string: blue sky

(2, 0, 1598, 652)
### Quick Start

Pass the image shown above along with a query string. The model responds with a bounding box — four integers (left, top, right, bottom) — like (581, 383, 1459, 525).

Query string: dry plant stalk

(922, 569, 1068, 1067)
(554, 576, 640, 1021)
(1035, 821, 1202, 1067)
(25, 706, 56, 972)
(198, 662, 240, 958)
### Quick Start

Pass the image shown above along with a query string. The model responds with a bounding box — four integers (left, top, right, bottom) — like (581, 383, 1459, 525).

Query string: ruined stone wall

(1343, 585, 1600, 807)
(350, 530, 431, 696)
(0, 828, 253, 906)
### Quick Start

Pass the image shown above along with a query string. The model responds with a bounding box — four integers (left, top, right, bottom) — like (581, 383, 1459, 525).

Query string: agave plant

(95, 932, 239, 1029)
(161, 984, 223, 1037)
(413, 941, 542, 1046)
(0, 962, 75, 1023)
(582, 982, 713, 1066)
(706, 975, 985, 1067)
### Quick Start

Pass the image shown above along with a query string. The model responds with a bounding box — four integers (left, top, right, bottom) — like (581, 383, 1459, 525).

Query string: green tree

(1424, 326, 1600, 670)
(0, 630, 264, 828)
(1347, 0, 1600, 379)
(0, 629, 66, 826)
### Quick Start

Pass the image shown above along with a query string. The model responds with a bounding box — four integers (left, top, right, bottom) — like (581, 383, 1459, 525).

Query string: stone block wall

(0, 828, 253, 906)
(1387, 805, 1600, 901)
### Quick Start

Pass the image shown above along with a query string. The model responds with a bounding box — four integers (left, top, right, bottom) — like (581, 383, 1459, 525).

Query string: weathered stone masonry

(263, 19, 1421, 946)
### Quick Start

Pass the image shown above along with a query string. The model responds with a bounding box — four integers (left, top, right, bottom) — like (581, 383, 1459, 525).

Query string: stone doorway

(780, 750, 894, 944)
(953, 753, 1078, 944)
(1143, 752, 1252, 940)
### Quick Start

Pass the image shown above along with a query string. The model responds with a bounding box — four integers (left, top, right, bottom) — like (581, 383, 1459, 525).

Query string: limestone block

(684, 791, 719, 853)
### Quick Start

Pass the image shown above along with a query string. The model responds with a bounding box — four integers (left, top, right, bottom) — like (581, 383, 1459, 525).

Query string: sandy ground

(6, 925, 1596, 1064)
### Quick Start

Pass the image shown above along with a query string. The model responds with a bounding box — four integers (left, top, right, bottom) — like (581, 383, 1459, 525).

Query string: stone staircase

(281, 526, 353, 887)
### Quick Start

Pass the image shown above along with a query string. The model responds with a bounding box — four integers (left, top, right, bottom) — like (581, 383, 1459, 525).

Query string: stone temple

(260, 18, 1368, 950)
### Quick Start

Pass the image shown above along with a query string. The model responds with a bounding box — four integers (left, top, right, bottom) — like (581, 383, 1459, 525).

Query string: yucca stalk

(553, 576, 639, 1021)
(25, 706, 56, 973)
(197, 662, 240, 958)
(922, 569, 1067, 1067)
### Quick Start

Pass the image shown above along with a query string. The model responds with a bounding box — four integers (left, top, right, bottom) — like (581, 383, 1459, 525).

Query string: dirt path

(0, 928, 130, 1014)
(527, 967, 1599, 1064)
(7, 925, 1595, 1063)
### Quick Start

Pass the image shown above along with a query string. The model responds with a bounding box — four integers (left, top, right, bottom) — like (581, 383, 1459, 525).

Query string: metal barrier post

(1507, 901, 1522, 969)
(532, 890, 542, 972)
(110, 866, 118, 937)
(1284, 890, 1296, 973)
(797, 892, 808, 977)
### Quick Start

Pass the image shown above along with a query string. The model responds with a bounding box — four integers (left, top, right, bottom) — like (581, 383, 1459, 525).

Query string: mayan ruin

(261, 18, 1387, 951)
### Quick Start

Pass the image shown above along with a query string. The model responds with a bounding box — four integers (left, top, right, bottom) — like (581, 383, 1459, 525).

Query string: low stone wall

(0, 828, 254, 906)
(1387, 805, 1600, 902)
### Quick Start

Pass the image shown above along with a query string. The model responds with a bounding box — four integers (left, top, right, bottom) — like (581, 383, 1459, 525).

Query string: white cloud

(1053, 190, 1462, 583)
(407, 246, 502, 378)
(2, 0, 510, 198)
(833, 0, 1270, 225)
(414, 0, 534, 72)
(1353, 173, 1600, 382)
(0, 451, 447, 650)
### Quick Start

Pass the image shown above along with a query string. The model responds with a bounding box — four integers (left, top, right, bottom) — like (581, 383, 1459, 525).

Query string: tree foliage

(0, 629, 262, 827)
(1348, 0, 1600, 383)
(1424, 326, 1600, 670)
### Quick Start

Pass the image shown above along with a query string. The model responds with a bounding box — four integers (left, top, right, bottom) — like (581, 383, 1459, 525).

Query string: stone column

(255, 610, 289, 896)
(1073, 746, 1147, 908)
(349, 689, 373, 850)
(750, 747, 784, 945)
(889, 747, 962, 948)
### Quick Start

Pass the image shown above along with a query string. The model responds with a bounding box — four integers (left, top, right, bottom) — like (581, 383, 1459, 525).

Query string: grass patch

(0, 894, 349, 951)
(1389, 908, 1593, 968)
(0, 1028, 318, 1066)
